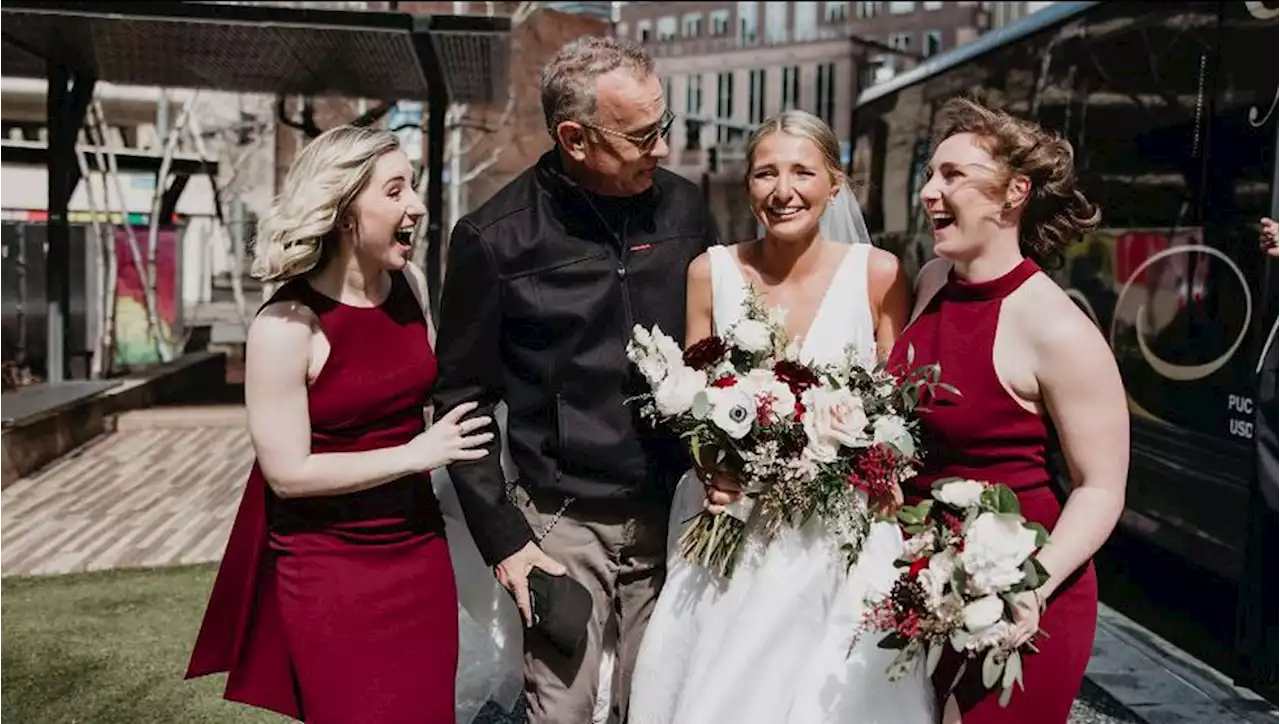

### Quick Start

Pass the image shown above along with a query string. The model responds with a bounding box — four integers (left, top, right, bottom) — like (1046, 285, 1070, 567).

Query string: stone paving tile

(1, 426, 252, 577)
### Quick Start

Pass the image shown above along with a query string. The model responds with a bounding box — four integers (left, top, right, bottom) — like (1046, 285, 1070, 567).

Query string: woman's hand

(401, 401, 493, 472)
(1009, 589, 1045, 649)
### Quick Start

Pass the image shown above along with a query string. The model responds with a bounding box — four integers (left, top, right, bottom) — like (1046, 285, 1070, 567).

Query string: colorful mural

(112, 226, 180, 368)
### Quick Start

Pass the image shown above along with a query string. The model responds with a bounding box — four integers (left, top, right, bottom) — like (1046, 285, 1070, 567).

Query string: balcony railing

(646, 21, 921, 58)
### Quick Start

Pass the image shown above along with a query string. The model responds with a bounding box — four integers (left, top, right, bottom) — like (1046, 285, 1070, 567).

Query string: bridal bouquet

(626, 288, 944, 579)
(862, 477, 1051, 707)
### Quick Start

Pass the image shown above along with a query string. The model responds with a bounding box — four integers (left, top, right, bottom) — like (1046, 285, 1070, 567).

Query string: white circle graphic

(1109, 243, 1253, 382)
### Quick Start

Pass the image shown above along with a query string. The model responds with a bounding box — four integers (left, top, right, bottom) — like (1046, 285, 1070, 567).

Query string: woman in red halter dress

(886, 99, 1130, 724)
(185, 126, 492, 722)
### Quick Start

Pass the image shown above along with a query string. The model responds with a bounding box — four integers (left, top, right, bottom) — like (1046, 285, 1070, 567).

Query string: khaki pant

(512, 485, 668, 724)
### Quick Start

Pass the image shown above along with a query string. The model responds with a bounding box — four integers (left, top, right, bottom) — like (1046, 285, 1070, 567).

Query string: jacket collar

(534, 149, 662, 213)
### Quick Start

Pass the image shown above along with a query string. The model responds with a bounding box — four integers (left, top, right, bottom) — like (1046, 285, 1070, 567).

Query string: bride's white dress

(628, 244, 937, 724)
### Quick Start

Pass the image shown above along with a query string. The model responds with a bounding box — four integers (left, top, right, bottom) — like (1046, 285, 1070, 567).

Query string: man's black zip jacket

(432, 149, 720, 567)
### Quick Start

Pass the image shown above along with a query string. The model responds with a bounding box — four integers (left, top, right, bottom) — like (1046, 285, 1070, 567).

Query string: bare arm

(685, 251, 715, 348)
(246, 303, 416, 498)
(1031, 303, 1130, 597)
(867, 247, 911, 361)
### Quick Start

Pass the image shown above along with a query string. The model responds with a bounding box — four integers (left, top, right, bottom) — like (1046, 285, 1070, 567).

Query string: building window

(716, 71, 735, 144)
(738, 1, 758, 42)
(686, 74, 706, 116)
(815, 63, 836, 126)
(855, 2, 878, 19)
(781, 66, 801, 110)
(657, 16, 677, 42)
(888, 1, 915, 14)
(748, 69, 767, 124)
(637, 20, 651, 43)
(825, 1, 849, 22)
(795, 2, 819, 41)
(923, 0, 942, 8)
(923, 30, 942, 57)
(889, 32, 912, 51)
(765, 2, 788, 44)
(682, 13, 703, 38)
(711, 9, 731, 36)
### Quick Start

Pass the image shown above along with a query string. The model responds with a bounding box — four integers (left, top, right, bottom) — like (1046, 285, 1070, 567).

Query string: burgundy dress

(887, 258, 1097, 724)
(186, 270, 458, 723)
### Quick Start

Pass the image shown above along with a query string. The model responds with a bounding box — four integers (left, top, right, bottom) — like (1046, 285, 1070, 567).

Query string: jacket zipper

(580, 193, 636, 334)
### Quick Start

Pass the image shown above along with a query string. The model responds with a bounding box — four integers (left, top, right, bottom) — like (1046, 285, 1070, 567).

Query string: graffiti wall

(113, 226, 181, 368)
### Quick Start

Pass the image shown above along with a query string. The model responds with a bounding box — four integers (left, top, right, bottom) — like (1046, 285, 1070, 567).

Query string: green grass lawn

(2, 564, 287, 723)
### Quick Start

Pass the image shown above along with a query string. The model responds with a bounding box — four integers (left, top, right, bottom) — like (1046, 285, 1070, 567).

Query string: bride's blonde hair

(745, 110, 848, 188)
(251, 126, 402, 282)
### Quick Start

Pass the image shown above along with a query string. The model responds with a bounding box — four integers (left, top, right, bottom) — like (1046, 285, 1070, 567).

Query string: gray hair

(540, 35, 654, 136)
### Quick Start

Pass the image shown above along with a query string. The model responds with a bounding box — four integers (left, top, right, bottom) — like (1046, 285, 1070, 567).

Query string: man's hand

(1261, 217, 1278, 258)
(494, 541, 567, 628)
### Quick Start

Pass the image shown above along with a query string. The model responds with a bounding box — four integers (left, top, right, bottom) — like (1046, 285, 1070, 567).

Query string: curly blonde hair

(251, 126, 402, 282)
(932, 98, 1100, 269)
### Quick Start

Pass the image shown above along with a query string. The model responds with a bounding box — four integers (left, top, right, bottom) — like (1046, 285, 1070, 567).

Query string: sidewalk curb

(1085, 604, 1277, 724)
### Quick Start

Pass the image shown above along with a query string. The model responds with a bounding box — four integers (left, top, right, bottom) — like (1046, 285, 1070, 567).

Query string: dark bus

(850, 0, 1277, 583)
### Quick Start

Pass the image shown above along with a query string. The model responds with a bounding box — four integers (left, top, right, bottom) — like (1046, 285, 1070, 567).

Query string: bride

(628, 110, 937, 724)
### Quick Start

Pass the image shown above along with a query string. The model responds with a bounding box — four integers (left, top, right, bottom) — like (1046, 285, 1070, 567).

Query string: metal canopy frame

(1, 0, 511, 381)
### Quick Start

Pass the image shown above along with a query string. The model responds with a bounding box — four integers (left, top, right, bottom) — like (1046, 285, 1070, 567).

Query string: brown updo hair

(932, 97, 1100, 269)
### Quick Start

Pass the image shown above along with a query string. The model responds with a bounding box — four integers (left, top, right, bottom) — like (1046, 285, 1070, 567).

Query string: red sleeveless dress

(887, 258, 1097, 724)
(186, 270, 458, 723)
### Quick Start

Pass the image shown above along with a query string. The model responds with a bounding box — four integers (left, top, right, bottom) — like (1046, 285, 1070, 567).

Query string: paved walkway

(2, 408, 1275, 724)
(1, 407, 251, 577)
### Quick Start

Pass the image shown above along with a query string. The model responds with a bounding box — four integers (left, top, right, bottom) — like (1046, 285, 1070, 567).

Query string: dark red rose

(711, 374, 738, 388)
(684, 336, 729, 370)
(773, 360, 821, 394)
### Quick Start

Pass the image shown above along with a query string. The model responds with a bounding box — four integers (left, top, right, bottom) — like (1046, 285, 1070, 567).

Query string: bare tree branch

(460, 150, 500, 184)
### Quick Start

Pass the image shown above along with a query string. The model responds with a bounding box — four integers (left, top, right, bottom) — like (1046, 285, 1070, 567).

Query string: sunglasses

(580, 109, 675, 152)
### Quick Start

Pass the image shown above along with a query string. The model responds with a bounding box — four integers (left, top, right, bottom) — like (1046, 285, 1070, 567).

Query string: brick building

(617, 1, 990, 241)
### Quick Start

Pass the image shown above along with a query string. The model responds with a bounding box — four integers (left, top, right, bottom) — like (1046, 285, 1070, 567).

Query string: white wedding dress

(628, 244, 937, 724)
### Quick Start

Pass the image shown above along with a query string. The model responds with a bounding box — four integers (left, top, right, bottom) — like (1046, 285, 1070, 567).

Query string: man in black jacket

(433, 36, 718, 723)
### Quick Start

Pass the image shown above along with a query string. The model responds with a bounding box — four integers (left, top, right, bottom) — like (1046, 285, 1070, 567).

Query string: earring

(1002, 201, 1012, 210)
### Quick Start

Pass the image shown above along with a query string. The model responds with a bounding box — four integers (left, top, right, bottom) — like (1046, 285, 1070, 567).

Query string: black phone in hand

(527, 567, 593, 659)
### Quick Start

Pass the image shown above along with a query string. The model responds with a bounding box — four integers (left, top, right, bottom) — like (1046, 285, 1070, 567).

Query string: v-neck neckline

(724, 244, 855, 360)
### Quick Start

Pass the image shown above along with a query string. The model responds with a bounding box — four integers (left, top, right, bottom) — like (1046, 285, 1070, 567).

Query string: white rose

(934, 479, 986, 509)
(732, 319, 772, 353)
(962, 595, 1005, 633)
(708, 387, 755, 439)
(960, 513, 1040, 596)
(740, 369, 797, 423)
(872, 415, 913, 455)
(654, 365, 707, 417)
(654, 328, 687, 369)
(918, 548, 957, 604)
(800, 386, 870, 462)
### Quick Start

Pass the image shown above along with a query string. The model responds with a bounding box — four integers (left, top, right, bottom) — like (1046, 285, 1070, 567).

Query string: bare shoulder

(1014, 273, 1109, 360)
(687, 249, 713, 284)
(247, 300, 315, 356)
(865, 246, 902, 286)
